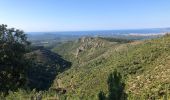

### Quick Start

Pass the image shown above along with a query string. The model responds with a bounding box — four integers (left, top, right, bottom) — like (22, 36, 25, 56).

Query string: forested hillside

(0, 24, 170, 100)
(52, 35, 170, 100)
(0, 25, 71, 99)
(26, 47, 72, 90)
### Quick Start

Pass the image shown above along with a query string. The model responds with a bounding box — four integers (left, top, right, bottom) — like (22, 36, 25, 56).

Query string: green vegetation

(98, 91, 106, 100)
(52, 35, 170, 100)
(0, 24, 170, 100)
(98, 37, 133, 43)
(0, 25, 71, 99)
(26, 47, 72, 90)
(98, 70, 126, 100)
(0, 24, 30, 93)
(107, 71, 126, 100)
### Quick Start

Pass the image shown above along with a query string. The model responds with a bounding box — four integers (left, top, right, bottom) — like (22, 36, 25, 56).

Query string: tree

(98, 70, 127, 100)
(98, 91, 106, 100)
(0, 24, 30, 93)
(107, 70, 126, 100)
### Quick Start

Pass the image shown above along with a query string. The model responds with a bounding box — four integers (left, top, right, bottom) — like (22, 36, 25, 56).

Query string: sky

(0, 0, 170, 32)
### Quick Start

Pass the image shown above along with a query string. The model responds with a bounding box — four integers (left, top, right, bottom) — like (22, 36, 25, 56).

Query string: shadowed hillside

(26, 47, 72, 90)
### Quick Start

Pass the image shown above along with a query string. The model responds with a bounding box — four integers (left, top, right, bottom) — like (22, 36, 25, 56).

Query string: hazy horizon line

(25, 27, 170, 33)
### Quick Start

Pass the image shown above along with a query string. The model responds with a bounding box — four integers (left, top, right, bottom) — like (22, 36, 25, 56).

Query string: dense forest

(0, 24, 170, 100)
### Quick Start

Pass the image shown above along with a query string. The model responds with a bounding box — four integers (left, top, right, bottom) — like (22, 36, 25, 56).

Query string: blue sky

(0, 0, 170, 32)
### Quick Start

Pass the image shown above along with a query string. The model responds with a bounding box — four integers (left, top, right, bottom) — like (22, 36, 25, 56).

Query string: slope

(26, 47, 72, 90)
(52, 35, 170, 100)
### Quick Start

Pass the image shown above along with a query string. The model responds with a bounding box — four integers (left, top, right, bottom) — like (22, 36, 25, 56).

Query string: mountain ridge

(51, 36, 170, 99)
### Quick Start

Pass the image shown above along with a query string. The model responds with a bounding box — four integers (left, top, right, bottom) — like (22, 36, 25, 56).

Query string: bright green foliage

(0, 24, 30, 93)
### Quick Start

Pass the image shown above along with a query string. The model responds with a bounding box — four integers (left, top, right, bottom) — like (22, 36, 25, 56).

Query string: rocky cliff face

(74, 37, 110, 57)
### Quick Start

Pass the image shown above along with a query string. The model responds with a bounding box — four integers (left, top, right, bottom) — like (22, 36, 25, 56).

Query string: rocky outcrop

(74, 37, 106, 57)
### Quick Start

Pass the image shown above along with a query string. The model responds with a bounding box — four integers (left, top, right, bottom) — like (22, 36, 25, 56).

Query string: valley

(50, 35, 170, 99)
(1, 25, 170, 100)
(1, 1, 170, 99)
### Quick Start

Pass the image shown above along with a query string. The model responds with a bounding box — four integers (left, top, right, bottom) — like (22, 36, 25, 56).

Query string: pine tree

(98, 91, 106, 100)
(107, 70, 125, 100)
